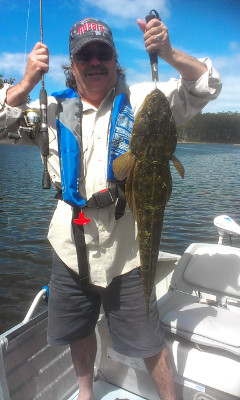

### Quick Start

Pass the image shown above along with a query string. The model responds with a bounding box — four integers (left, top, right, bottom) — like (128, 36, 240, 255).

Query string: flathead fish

(113, 88, 184, 316)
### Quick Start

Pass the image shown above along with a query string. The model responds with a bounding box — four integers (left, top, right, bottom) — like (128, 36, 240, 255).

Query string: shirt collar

(81, 77, 129, 112)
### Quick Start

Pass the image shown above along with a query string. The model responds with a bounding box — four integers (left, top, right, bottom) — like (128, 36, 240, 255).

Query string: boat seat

(160, 243, 240, 356)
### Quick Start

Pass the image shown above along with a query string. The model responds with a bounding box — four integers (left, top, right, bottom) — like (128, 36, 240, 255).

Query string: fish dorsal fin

(113, 150, 135, 180)
(171, 154, 185, 178)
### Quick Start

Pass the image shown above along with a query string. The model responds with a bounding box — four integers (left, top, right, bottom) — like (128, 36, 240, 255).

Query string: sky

(0, 0, 239, 113)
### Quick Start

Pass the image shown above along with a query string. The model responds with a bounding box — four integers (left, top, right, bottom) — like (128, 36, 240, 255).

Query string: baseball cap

(69, 18, 116, 57)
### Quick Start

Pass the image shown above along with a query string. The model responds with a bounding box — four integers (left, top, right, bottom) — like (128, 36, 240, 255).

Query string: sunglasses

(74, 47, 114, 63)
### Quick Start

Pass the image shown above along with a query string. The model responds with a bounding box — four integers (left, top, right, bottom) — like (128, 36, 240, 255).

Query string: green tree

(0, 74, 15, 88)
(0, 74, 31, 102)
(178, 112, 240, 144)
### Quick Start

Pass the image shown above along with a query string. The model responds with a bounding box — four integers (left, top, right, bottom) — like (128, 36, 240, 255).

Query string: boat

(0, 215, 240, 400)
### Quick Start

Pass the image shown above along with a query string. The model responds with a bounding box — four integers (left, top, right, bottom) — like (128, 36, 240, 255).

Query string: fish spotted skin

(113, 88, 182, 316)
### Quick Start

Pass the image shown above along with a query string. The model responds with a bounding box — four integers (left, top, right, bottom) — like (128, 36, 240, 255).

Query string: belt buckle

(92, 188, 115, 208)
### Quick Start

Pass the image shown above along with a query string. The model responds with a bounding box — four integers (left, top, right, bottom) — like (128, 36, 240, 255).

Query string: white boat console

(159, 242, 240, 399)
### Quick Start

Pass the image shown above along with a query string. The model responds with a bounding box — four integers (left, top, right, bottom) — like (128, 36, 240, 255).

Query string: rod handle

(40, 87, 51, 188)
(145, 10, 161, 65)
(42, 168, 51, 189)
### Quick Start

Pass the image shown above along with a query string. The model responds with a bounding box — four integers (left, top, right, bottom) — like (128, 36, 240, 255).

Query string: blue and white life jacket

(52, 87, 134, 208)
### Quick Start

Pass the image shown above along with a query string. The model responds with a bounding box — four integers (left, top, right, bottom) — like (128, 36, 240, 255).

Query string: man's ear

(72, 62, 76, 78)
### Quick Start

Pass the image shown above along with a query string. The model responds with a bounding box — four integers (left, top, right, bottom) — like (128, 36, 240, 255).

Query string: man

(0, 16, 221, 400)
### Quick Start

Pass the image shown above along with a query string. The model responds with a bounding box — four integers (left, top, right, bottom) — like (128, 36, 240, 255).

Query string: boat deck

(69, 380, 146, 400)
(0, 253, 178, 400)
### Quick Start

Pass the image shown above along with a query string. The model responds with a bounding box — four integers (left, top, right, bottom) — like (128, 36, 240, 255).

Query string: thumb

(137, 19, 146, 33)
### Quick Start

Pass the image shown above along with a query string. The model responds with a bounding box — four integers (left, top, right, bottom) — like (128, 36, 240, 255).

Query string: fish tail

(141, 266, 154, 321)
(138, 207, 165, 319)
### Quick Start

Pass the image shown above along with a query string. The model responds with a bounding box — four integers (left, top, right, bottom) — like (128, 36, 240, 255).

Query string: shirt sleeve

(129, 57, 222, 127)
(0, 84, 39, 145)
(164, 57, 222, 126)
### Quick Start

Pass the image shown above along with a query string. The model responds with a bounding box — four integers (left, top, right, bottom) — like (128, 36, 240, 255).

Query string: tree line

(177, 111, 240, 144)
(0, 75, 31, 102)
(0, 74, 15, 88)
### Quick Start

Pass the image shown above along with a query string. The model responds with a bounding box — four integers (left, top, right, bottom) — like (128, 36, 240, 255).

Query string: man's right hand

(23, 42, 49, 88)
(6, 42, 49, 107)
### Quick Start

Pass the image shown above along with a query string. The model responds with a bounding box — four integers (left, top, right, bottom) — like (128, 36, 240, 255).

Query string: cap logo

(78, 23, 104, 35)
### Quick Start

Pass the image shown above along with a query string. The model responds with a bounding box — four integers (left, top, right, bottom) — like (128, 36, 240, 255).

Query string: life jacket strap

(55, 183, 126, 220)
(72, 207, 89, 289)
(86, 187, 116, 208)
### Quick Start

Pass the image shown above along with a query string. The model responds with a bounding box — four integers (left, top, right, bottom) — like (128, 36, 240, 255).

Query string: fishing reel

(8, 109, 41, 140)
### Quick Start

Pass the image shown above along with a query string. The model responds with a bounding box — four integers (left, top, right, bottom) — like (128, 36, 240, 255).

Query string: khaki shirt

(0, 58, 222, 286)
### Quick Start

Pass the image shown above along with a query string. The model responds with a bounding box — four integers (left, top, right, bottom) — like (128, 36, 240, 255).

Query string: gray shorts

(48, 250, 164, 358)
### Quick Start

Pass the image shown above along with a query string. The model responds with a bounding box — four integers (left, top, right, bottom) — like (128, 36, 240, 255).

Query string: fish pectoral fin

(171, 154, 185, 178)
(113, 151, 135, 180)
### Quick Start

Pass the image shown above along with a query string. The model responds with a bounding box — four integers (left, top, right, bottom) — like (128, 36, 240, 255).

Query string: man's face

(72, 42, 118, 106)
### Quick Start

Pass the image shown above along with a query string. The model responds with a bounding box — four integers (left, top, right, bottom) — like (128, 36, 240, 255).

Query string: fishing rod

(145, 9, 161, 83)
(8, 0, 51, 189)
(39, 0, 51, 189)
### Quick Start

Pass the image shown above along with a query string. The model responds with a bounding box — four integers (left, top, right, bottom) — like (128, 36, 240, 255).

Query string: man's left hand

(137, 18, 174, 61)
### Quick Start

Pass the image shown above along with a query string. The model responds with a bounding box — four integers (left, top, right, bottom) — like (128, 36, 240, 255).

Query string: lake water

(1, 143, 240, 333)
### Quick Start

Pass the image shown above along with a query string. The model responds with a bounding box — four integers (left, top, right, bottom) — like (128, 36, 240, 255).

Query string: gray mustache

(84, 66, 108, 76)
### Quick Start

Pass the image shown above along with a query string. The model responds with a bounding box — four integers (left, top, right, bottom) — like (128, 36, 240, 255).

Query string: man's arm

(137, 18, 207, 81)
(6, 42, 49, 107)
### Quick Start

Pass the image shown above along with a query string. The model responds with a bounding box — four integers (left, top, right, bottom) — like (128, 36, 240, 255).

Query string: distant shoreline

(178, 141, 240, 145)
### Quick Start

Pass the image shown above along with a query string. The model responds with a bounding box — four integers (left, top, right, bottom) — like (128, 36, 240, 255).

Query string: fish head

(130, 89, 177, 159)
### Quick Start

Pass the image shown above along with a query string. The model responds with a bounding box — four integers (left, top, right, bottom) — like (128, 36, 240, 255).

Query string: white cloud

(213, 52, 240, 74)
(0, 52, 69, 85)
(80, 0, 170, 21)
(206, 74, 240, 113)
(116, 37, 145, 51)
(126, 65, 177, 86)
(0, 52, 26, 77)
(48, 54, 69, 83)
(204, 52, 240, 113)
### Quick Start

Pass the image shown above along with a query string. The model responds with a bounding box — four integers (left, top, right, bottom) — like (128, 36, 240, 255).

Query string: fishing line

(24, 0, 31, 66)
(3, 0, 32, 273)
(7, 0, 32, 270)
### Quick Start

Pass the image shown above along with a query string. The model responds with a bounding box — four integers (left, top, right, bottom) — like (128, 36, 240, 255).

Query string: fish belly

(132, 158, 171, 307)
